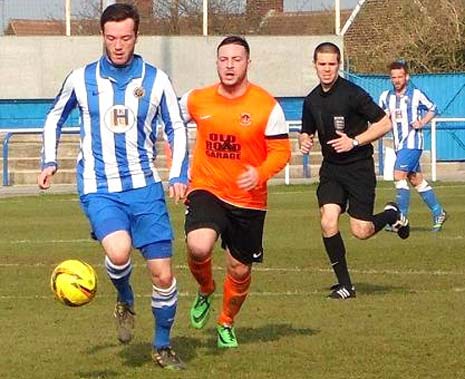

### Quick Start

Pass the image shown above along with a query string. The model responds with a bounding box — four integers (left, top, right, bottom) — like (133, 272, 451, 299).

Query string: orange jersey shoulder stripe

(186, 83, 290, 209)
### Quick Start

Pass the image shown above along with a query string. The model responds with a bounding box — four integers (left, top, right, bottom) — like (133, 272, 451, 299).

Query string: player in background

(37, 3, 188, 370)
(379, 61, 447, 232)
(299, 42, 408, 300)
(180, 36, 291, 348)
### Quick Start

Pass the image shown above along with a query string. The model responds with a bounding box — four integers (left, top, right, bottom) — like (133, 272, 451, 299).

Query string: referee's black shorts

(317, 158, 376, 221)
(184, 190, 266, 264)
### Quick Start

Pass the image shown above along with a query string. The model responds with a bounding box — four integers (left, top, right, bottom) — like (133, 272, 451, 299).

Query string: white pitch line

(2, 287, 465, 301)
(6, 239, 95, 244)
(270, 183, 465, 195)
(0, 290, 308, 300)
(0, 262, 464, 276)
(0, 291, 312, 301)
(3, 232, 464, 245)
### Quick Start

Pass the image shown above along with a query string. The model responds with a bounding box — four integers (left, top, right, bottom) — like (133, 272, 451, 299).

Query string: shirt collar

(99, 54, 143, 84)
(318, 76, 341, 97)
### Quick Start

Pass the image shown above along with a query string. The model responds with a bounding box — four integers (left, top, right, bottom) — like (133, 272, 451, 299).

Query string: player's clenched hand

(327, 131, 353, 153)
(169, 182, 187, 204)
(237, 165, 259, 191)
(299, 133, 314, 154)
(37, 166, 56, 190)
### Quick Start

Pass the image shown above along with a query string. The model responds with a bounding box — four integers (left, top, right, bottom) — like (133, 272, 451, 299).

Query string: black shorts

(317, 159, 376, 221)
(184, 190, 266, 264)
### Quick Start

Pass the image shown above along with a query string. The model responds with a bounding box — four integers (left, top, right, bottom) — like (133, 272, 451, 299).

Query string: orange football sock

(218, 273, 251, 326)
(188, 255, 215, 295)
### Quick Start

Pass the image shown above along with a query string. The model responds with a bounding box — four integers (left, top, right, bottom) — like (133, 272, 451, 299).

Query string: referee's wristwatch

(352, 137, 360, 148)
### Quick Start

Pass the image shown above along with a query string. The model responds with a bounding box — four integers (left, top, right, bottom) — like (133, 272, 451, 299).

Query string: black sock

(322, 233, 352, 288)
(372, 209, 398, 233)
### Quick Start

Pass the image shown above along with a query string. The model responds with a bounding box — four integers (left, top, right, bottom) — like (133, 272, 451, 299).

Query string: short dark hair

(100, 3, 140, 34)
(313, 42, 341, 63)
(217, 36, 250, 57)
(389, 61, 408, 73)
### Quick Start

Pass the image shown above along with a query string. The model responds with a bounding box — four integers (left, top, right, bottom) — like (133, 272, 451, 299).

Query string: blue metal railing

(2, 127, 79, 186)
(1, 122, 388, 187)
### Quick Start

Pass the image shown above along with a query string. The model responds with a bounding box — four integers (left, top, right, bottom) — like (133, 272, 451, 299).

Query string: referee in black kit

(299, 42, 409, 300)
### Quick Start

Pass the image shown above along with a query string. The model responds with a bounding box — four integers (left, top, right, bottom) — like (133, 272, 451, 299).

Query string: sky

(0, 0, 361, 34)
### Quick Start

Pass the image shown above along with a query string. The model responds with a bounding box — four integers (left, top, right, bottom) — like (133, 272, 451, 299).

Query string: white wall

(0, 35, 343, 99)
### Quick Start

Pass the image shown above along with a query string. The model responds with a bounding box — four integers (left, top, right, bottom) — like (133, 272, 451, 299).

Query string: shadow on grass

(352, 282, 403, 295)
(111, 323, 317, 367)
(86, 342, 118, 354)
(202, 323, 318, 355)
(115, 336, 203, 368)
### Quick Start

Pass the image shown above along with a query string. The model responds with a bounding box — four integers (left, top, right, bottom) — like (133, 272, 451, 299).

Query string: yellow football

(50, 259, 97, 307)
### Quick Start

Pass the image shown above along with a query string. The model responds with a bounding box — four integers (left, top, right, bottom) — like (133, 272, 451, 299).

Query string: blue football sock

(151, 278, 178, 349)
(104, 256, 134, 306)
(415, 180, 443, 217)
(419, 189, 443, 217)
(396, 188, 410, 217)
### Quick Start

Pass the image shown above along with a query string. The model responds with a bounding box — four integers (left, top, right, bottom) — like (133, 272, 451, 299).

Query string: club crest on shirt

(333, 116, 345, 131)
(133, 86, 145, 99)
(104, 105, 136, 134)
(240, 113, 252, 127)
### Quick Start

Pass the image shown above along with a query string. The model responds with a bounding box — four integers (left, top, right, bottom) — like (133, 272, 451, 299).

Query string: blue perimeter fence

(2, 71, 465, 161)
(1, 72, 465, 185)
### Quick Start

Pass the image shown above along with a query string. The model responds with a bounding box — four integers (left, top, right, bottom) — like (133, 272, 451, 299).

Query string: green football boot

(216, 324, 239, 348)
(190, 291, 213, 329)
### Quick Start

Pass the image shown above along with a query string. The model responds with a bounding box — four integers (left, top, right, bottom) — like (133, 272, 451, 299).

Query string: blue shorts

(394, 149, 422, 173)
(80, 182, 173, 260)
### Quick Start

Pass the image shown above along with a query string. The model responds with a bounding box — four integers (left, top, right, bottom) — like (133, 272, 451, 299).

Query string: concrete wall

(0, 35, 342, 99)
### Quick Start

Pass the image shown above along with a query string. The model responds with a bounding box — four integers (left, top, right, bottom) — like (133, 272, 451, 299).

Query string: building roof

(6, 19, 101, 36)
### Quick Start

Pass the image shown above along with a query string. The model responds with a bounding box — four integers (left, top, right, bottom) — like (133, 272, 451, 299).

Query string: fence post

(378, 137, 384, 176)
(302, 154, 309, 178)
(202, 0, 208, 36)
(431, 119, 437, 182)
(2, 133, 12, 186)
(65, 0, 71, 36)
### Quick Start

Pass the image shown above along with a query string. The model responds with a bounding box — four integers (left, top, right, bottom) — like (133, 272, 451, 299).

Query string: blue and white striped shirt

(379, 86, 436, 151)
(41, 55, 188, 195)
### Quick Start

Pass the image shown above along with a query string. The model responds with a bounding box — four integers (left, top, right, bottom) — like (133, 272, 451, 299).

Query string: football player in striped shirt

(379, 61, 447, 232)
(180, 36, 291, 348)
(38, 3, 188, 370)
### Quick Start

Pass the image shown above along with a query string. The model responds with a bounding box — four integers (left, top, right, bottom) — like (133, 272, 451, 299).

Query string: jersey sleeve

(300, 97, 317, 135)
(179, 90, 193, 124)
(378, 90, 389, 114)
(417, 90, 437, 114)
(257, 103, 291, 184)
(40, 70, 78, 171)
(157, 73, 189, 184)
(353, 88, 386, 123)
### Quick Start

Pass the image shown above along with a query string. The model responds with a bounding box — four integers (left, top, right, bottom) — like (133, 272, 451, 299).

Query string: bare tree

(404, 0, 465, 72)
(347, 0, 465, 73)
(152, 0, 247, 35)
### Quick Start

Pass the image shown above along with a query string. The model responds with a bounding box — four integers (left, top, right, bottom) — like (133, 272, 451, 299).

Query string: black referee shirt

(301, 76, 386, 165)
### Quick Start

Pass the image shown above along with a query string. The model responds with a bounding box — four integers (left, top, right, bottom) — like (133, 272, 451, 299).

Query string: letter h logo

(113, 108, 129, 128)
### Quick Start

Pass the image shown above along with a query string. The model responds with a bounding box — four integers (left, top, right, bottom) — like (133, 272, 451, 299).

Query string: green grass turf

(1, 182, 464, 379)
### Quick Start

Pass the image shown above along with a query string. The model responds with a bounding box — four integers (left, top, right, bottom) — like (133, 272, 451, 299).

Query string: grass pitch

(1, 182, 464, 379)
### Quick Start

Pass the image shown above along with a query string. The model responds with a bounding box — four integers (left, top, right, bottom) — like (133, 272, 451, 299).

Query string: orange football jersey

(181, 83, 291, 209)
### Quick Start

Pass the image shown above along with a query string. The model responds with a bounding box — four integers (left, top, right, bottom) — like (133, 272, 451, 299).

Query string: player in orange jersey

(180, 36, 291, 348)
